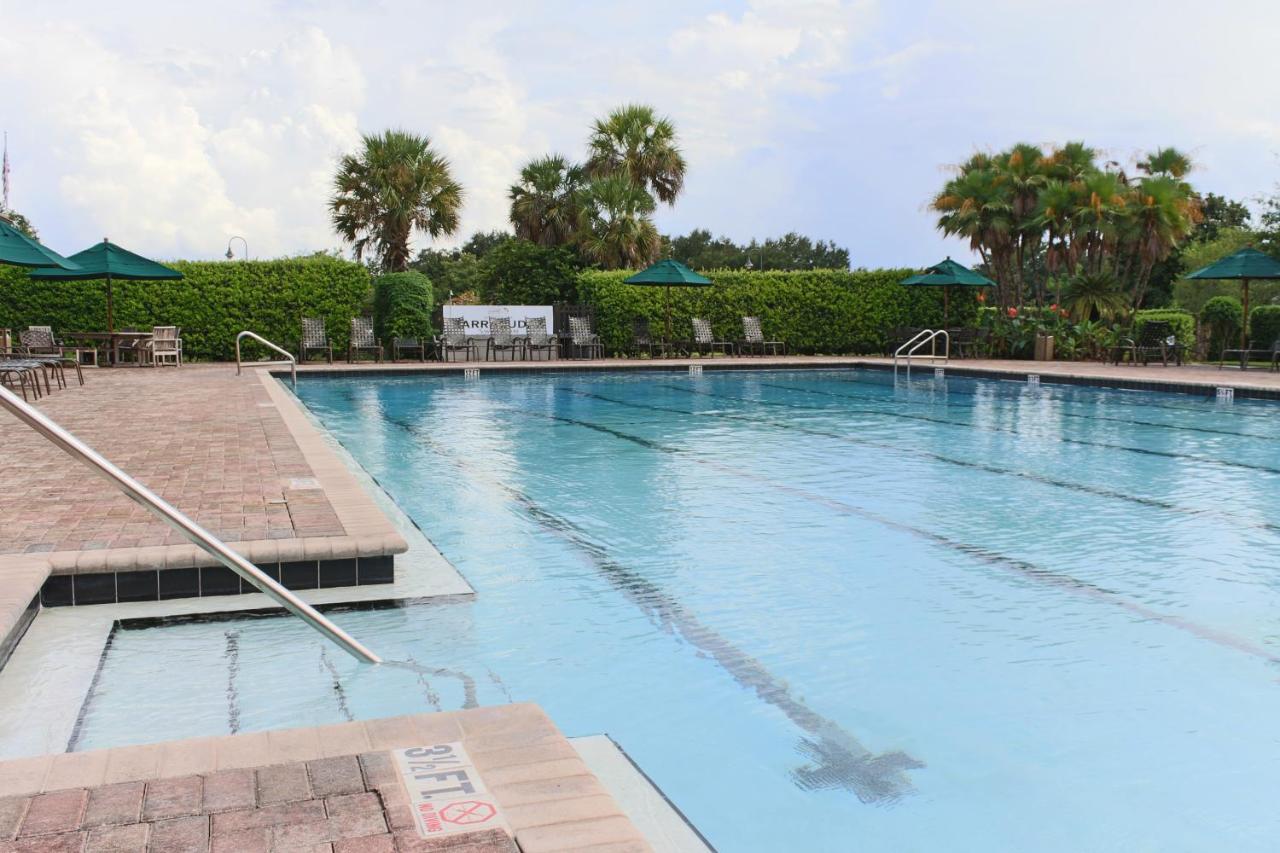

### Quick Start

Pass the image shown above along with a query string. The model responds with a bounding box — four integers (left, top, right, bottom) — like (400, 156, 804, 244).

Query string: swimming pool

(77, 369, 1280, 851)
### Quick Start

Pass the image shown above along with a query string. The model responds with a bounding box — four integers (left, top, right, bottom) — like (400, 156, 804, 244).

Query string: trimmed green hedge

(1133, 309, 1195, 347)
(0, 257, 371, 361)
(576, 269, 962, 354)
(1249, 305, 1280, 347)
(1201, 296, 1242, 357)
(373, 271, 434, 343)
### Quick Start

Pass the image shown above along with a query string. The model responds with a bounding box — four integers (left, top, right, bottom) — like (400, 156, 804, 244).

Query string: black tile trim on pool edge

(38, 554, 395, 607)
(0, 591, 40, 672)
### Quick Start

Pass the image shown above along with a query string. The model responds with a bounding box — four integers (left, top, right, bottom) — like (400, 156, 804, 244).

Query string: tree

(586, 104, 686, 205)
(481, 239, 580, 304)
(0, 209, 37, 239)
(330, 130, 463, 272)
(665, 229, 851, 270)
(461, 230, 510, 258)
(578, 174, 660, 269)
(508, 155, 586, 247)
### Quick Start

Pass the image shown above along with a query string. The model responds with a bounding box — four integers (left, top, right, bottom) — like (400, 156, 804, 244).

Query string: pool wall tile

(73, 574, 116, 606)
(115, 571, 159, 603)
(199, 566, 241, 597)
(318, 558, 357, 588)
(158, 568, 200, 600)
(40, 574, 74, 607)
(357, 555, 394, 585)
(280, 560, 319, 590)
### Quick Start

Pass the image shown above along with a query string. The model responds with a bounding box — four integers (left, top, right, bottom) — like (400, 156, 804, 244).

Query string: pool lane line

(662, 383, 1280, 477)
(377, 409, 925, 805)
(64, 624, 120, 753)
(226, 630, 242, 734)
(320, 646, 355, 722)
(531, 394, 1280, 668)
(559, 387, 1280, 538)
(760, 377, 1280, 442)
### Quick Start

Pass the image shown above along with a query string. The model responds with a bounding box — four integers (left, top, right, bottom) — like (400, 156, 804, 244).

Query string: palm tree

(1122, 174, 1201, 307)
(578, 174, 661, 269)
(1137, 147, 1193, 178)
(330, 130, 462, 272)
(1064, 271, 1128, 322)
(932, 153, 1016, 306)
(586, 104, 686, 205)
(508, 155, 586, 247)
(999, 142, 1047, 305)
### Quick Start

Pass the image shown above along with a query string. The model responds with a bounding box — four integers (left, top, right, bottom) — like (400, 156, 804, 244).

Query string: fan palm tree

(932, 153, 1016, 306)
(586, 104, 686, 205)
(1122, 174, 1202, 307)
(1137, 147, 1193, 178)
(1064, 271, 1128, 322)
(1000, 142, 1048, 304)
(578, 174, 661, 269)
(508, 155, 586, 247)
(330, 130, 462, 272)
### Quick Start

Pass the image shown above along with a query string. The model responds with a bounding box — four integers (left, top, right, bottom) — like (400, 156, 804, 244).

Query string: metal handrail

(236, 331, 296, 389)
(893, 329, 949, 376)
(0, 383, 381, 664)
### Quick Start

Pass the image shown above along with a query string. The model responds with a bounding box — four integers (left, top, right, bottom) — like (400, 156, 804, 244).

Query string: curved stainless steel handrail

(0, 383, 381, 664)
(236, 331, 296, 389)
(893, 329, 949, 376)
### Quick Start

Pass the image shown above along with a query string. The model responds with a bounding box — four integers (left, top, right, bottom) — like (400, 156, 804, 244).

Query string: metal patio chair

(392, 336, 427, 362)
(25, 325, 97, 369)
(567, 316, 603, 359)
(523, 317, 558, 361)
(1119, 321, 1185, 366)
(690, 317, 734, 357)
(1219, 337, 1280, 371)
(436, 317, 478, 362)
(300, 317, 333, 363)
(0, 357, 46, 400)
(18, 328, 82, 386)
(737, 316, 785, 356)
(630, 318, 663, 358)
(348, 317, 383, 363)
(485, 315, 522, 362)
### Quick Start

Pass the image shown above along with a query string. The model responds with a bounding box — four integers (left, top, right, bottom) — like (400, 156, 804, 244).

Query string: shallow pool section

(77, 369, 1280, 851)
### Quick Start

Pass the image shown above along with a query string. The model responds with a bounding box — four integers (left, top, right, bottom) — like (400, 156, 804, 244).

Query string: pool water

(77, 369, 1280, 851)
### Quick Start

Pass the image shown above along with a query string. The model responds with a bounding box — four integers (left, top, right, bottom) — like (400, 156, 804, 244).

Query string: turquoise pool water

(78, 369, 1280, 851)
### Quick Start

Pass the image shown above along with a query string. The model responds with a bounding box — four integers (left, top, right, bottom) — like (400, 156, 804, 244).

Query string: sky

(2, 0, 1278, 268)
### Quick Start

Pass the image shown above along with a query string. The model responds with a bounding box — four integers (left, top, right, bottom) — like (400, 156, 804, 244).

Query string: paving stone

(330, 835, 394, 853)
(18, 790, 87, 837)
(253, 765, 309, 807)
(306, 758, 364, 799)
(0, 797, 29, 840)
(82, 783, 144, 829)
(354, 755, 395, 790)
(208, 827, 269, 853)
(268, 819, 331, 848)
(322, 794, 385, 840)
(0, 830, 88, 852)
(142, 777, 203, 822)
(211, 801, 325, 834)
(200, 772, 254, 815)
(147, 815, 209, 853)
(84, 822, 149, 852)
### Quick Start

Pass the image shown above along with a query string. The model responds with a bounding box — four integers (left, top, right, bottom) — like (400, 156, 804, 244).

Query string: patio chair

(436, 317, 478, 362)
(140, 326, 182, 367)
(630, 318, 664, 358)
(485, 315, 522, 362)
(885, 326, 920, 357)
(0, 358, 45, 401)
(1219, 337, 1280, 371)
(566, 316, 603, 359)
(523, 317, 558, 361)
(300, 317, 333, 363)
(348, 317, 383, 363)
(737, 316, 785, 356)
(949, 328, 981, 359)
(24, 325, 97, 367)
(391, 336, 427, 362)
(690, 317, 734, 357)
(1126, 321, 1186, 366)
(18, 328, 83, 385)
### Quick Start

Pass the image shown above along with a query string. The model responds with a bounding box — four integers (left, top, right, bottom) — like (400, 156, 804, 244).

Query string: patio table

(64, 331, 153, 366)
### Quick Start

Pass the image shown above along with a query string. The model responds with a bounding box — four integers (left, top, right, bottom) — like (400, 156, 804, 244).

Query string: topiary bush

(1133, 309, 1195, 348)
(0, 257, 371, 361)
(373, 271, 434, 344)
(1248, 304, 1280, 347)
(575, 268, 963, 354)
(1200, 296, 1242, 357)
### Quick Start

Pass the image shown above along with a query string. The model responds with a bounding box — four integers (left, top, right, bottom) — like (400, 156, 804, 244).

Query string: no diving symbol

(440, 801, 497, 826)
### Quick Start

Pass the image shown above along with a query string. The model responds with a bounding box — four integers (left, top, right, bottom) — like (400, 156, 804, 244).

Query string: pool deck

(0, 705, 653, 852)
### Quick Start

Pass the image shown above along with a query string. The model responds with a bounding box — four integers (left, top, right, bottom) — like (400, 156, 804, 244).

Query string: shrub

(1200, 296, 1242, 356)
(575, 268, 962, 354)
(1133, 309, 1195, 347)
(373, 271, 434, 344)
(482, 239, 579, 305)
(0, 257, 371, 361)
(1250, 304, 1280, 347)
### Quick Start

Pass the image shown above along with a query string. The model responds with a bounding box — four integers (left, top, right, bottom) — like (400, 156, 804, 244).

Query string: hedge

(1251, 305, 1280, 347)
(575, 269, 962, 354)
(1133, 309, 1195, 347)
(0, 257, 371, 361)
(1201, 296, 1242, 357)
(373, 271, 434, 343)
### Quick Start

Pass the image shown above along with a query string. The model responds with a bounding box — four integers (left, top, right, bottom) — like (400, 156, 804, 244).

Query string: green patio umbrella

(30, 238, 182, 334)
(0, 216, 80, 269)
(1186, 247, 1280, 351)
(624, 259, 713, 343)
(900, 256, 995, 325)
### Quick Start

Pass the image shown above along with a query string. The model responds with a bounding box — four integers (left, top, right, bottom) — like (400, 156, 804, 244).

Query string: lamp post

(225, 235, 248, 261)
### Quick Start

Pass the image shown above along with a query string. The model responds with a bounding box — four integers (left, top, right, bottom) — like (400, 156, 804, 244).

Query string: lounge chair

(567, 316, 603, 359)
(630, 318, 663, 358)
(348, 317, 383, 363)
(18, 328, 83, 385)
(1219, 337, 1280, 371)
(949, 328, 987, 359)
(436, 317, 478, 362)
(523, 317, 558, 361)
(140, 326, 182, 367)
(1114, 321, 1184, 366)
(485, 315, 522, 362)
(0, 358, 45, 401)
(690, 317, 733, 357)
(391, 336, 427, 362)
(26, 325, 98, 368)
(300, 317, 333, 363)
(737, 316, 785, 356)
(885, 326, 921, 357)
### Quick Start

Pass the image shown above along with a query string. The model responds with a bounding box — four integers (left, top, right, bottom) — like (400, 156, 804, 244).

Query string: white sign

(393, 743, 511, 839)
(443, 305, 554, 336)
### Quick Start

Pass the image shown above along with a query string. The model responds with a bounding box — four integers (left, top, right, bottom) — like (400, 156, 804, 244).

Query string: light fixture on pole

(225, 235, 248, 261)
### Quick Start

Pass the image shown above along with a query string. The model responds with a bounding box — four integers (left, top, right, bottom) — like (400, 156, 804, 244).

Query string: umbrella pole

(1242, 279, 1250, 354)
(944, 286, 950, 327)
(106, 273, 114, 335)
(665, 285, 672, 353)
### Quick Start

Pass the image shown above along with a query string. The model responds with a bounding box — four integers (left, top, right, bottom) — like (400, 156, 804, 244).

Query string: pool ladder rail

(236, 330, 296, 389)
(893, 328, 949, 376)
(0, 382, 381, 664)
